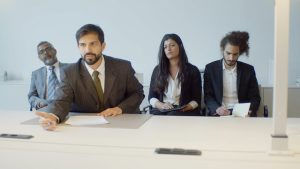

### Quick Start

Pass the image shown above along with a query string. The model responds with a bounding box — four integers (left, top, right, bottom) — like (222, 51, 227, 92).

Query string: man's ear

(101, 42, 106, 51)
(53, 48, 57, 55)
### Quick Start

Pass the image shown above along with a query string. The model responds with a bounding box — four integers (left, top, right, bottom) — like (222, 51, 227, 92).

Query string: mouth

(85, 53, 96, 56)
(227, 60, 236, 65)
(45, 56, 54, 61)
(84, 53, 96, 60)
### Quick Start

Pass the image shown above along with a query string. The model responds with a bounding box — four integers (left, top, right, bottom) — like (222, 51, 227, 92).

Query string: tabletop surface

(0, 110, 299, 169)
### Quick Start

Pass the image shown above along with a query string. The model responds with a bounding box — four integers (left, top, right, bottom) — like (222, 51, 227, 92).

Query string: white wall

(0, 0, 299, 86)
(289, 0, 300, 85)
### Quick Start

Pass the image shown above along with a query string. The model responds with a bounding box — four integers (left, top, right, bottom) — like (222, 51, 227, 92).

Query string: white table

(0, 110, 300, 169)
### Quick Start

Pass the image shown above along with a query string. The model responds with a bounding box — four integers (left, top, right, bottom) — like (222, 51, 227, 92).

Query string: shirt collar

(84, 56, 105, 76)
(222, 59, 237, 72)
(46, 61, 59, 70)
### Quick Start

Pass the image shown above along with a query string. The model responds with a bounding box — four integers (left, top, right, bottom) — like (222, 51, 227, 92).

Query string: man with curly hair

(204, 31, 261, 117)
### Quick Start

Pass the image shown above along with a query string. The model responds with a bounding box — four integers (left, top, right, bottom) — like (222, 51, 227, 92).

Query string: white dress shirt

(150, 71, 198, 109)
(222, 60, 239, 109)
(84, 57, 105, 91)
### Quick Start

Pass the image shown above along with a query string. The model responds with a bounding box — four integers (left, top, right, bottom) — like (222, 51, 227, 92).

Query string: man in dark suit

(36, 24, 144, 130)
(204, 31, 260, 117)
(28, 41, 68, 110)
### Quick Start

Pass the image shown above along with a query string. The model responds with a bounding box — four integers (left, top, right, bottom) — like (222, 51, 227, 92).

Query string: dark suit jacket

(148, 63, 202, 115)
(42, 56, 144, 122)
(204, 59, 261, 117)
(28, 62, 68, 110)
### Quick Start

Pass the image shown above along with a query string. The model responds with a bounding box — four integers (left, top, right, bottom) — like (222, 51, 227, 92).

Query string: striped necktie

(92, 71, 104, 110)
(47, 66, 59, 99)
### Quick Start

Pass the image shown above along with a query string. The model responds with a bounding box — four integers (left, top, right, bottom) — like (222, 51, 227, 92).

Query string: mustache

(84, 53, 96, 57)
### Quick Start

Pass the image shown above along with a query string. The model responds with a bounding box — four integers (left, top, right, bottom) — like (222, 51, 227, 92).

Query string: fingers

(216, 106, 230, 116)
(39, 118, 56, 131)
(181, 104, 192, 112)
(98, 107, 122, 117)
(223, 109, 231, 116)
(161, 103, 173, 109)
(36, 112, 57, 131)
(36, 111, 50, 118)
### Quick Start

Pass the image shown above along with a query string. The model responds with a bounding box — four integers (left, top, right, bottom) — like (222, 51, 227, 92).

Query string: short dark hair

(37, 41, 53, 49)
(36, 41, 54, 53)
(76, 24, 105, 44)
(220, 31, 250, 56)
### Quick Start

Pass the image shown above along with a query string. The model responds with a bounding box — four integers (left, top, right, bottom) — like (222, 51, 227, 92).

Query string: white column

(271, 0, 290, 152)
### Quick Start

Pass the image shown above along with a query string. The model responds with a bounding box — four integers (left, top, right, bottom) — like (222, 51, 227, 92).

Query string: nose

(85, 45, 93, 53)
(166, 46, 171, 51)
(40, 50, 49, 57)
(228, 54, 234, 60)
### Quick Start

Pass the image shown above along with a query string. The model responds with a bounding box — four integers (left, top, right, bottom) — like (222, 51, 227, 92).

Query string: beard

(83, 53, 102, 65)
(224, 60, 237, 67)
(44, 56, 57, 66)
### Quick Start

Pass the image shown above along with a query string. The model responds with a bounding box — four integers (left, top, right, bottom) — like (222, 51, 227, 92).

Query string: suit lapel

(103, 56, 116, 104)
(236, 62, 241, 92)
(217, 59, 223, 99)
(78, 60, 99, 103)
(40, 67, 47, 99)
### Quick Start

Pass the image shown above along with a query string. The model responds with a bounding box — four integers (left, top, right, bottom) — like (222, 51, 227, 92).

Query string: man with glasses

(28, 41, 68, 110)
(36, 24, 144, 131)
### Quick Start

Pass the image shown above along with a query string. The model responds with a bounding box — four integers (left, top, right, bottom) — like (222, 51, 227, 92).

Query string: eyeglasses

(38, 46, 53, 55)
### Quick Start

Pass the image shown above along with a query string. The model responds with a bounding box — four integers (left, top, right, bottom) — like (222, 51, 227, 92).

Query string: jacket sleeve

(28, 71, 47, 110)
(148, 66, 160, 102)
(39, 71, 74, 122)
(190, 66, 202, 109)
(204, 65, 221, 115)
(117, 62, 145, 114)
(247, 66, 261, 117)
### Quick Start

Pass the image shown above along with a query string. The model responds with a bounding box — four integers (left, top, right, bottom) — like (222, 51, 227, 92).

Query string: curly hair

(220, 31, 250, 56)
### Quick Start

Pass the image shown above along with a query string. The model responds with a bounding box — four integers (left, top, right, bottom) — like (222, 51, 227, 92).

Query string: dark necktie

(92, 71, 104, 110)
(47, 66, 59, 99)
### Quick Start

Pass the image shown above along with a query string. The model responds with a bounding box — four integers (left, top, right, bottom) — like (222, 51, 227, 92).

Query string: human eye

(79, 43, 86, 47)
(38, 49, 45, 55)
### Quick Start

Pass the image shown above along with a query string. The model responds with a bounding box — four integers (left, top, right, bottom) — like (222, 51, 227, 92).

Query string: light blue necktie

(47, 66, 59, 99)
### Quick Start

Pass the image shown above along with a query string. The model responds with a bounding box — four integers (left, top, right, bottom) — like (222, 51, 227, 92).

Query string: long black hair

(154, 33, 189, 94)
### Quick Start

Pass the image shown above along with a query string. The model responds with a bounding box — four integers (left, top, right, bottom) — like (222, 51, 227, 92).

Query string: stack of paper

(65, 116, 109, 126)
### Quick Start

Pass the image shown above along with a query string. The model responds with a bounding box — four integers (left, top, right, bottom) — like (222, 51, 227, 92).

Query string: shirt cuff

(188, 101, 198, 109)
(149, 98, 159, 108)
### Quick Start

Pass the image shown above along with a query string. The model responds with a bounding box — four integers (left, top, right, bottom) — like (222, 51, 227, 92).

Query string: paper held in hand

(232, 103, 251, 117)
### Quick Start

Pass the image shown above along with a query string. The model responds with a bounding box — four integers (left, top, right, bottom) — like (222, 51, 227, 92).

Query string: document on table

(232, 103, 250, 117)
(65, 116, 109, 126)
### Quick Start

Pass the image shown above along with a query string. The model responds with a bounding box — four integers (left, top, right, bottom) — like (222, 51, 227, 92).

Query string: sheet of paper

(232, 103, 250, 117)
(65, 116, 109, 126)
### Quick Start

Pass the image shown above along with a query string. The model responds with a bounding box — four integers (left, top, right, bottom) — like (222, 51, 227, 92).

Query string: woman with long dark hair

(148, 34, 202, 115)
